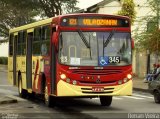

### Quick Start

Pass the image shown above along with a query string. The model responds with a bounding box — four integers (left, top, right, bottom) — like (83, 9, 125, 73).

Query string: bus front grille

(72, 69, 122, 75)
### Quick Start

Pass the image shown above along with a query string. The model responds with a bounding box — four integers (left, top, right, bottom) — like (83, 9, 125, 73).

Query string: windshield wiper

(103, 30, 115, 48)
(77, 29, 90, 48)
(77, 30, 92, 59)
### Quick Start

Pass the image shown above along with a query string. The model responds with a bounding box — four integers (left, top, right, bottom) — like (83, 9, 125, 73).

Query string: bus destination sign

(61, 16, 129, 27)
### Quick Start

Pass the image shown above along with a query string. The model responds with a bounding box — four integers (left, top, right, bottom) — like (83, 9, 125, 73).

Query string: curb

(0, 96, 18, 105)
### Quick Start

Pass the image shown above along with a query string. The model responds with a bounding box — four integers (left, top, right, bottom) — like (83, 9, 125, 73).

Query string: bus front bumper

(57, 80, 132, 97)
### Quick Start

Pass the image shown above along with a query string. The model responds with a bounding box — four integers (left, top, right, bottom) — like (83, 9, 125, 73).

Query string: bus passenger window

(33, 27, 41, 55)
(9, 34, 13, 56)
(41, 25, 50, 56)
(17, 31, 26, 56)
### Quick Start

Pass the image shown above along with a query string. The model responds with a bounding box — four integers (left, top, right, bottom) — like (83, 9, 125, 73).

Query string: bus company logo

(96, 79, 101, 83)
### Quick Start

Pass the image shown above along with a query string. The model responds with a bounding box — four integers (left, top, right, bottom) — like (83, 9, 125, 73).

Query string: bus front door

(26, 31, 33, 89)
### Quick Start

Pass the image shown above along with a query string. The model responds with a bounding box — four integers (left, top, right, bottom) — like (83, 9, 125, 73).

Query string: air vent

(72, 69, 123, 75)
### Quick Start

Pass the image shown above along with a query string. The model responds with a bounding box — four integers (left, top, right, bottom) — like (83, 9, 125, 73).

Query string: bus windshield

(59, 31, 131, 66)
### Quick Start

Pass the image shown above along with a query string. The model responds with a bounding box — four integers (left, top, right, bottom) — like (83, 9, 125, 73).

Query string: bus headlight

(118, 80, 122, 85)
(123, 78, 128, 83)
(66, 78, 71, 83)
(127, 74, 132, 79)
(72, 80, 77, 85)
(60, 74, 66, 80)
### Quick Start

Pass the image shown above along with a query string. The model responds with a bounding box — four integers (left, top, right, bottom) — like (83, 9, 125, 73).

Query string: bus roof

(9, 17, 53, 33)
(9, 13, 130, 33)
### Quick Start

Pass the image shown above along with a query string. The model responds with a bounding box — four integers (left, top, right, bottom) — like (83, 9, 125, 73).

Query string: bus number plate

(108, 56, 120, 63)
(92, 87, 104, 92)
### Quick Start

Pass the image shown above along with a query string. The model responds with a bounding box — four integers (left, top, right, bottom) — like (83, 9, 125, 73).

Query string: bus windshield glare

(59, 31, 131, 66)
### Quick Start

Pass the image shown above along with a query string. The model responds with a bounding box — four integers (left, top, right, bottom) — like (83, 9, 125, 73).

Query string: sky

(0, 0, 103, 57)
(77, 0, 103, 9)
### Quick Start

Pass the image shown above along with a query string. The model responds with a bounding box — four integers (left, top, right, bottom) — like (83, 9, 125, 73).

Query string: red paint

(33, 14, 132, 96)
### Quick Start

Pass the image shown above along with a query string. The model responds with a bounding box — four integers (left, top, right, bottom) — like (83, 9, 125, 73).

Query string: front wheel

(18, 75, 27, 98)
(154, 91, 160, 103)
(100, 96, 112, 106)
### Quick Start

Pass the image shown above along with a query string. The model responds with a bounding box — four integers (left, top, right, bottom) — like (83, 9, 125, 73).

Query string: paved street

(0, 65, 160, 119)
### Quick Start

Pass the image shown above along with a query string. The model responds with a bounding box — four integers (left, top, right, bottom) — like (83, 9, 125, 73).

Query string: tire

(18, 75, 27, 98)
(154, 91, 160, 103)
(100, 96, 112, 106)
(44, 82, 55, 107)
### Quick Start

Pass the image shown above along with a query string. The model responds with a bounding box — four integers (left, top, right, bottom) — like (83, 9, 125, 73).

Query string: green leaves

(0, 0, 79, 44)
(135, 0, 160, 54)
(117, 0, 136, 25)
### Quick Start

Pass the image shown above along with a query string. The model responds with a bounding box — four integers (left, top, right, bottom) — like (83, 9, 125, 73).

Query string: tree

(37, 0, 80, 17)
(0, 0, 39, 44)
(117, 0, 136, 25)
(0, 0, 80, 44)
(135, 0, 160, 53)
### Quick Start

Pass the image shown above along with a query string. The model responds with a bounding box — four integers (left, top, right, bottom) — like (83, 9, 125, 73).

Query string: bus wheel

(154, 91, 160, 103)
(100, 96, 112, 106)
(44, 83, 55, 107)
(18, 75, 27, 98)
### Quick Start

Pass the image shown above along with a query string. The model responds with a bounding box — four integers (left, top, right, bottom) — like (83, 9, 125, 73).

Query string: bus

(8, 13, 133, 107)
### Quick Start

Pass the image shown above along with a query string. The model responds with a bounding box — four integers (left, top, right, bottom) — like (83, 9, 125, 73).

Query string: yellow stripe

(10, 18, 53, 33)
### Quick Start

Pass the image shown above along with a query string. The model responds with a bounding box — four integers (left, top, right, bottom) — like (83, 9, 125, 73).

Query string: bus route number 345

(108, 56, 120, 63)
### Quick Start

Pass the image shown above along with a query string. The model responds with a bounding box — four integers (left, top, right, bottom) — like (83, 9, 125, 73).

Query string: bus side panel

(17, 56, 27, 90)
(32, 56, 43, 93)
(8, 57, 13, 85)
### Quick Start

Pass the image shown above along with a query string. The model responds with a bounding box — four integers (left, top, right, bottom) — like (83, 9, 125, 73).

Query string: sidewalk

(133, 77, 149, 92)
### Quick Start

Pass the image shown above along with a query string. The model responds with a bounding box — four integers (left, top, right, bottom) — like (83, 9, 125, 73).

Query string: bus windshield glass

(59, 32, 131, 66)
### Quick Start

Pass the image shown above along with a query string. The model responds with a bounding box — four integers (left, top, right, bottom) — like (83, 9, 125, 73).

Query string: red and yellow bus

(8, 13, 133, 107)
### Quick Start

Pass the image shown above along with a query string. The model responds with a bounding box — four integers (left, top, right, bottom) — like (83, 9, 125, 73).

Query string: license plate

(92, 87, 104, 92)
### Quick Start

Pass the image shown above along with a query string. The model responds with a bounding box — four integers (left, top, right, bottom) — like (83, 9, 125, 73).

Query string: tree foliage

(37, 0, 79, 17)
(135, 0, 160, 54)
(0, 0, 79, 44)
(117, 0, 136, 24)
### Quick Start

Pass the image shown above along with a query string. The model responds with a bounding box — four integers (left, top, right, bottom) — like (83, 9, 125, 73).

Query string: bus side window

(9, 34, 13, 56)
(17, 31, 26, 56)
(41, 25, 50, 56)
(33, 27, 41, 55)
(22, 31, 26, 55)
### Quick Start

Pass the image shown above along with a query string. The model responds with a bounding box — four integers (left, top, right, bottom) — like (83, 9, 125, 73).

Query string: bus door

(26, 29, 33, 89)
(13, 33, 18, 86)
(51, 27, 57, 94)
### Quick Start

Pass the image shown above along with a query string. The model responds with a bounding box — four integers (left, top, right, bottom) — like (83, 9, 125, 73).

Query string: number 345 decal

(99, 56, 120, 66)
(108, 56, 120, 63)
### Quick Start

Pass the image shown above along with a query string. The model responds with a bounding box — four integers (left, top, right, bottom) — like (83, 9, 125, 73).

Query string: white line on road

(92, 97, 123, 100)
(132, 93, 153, 99)
(122, 96, 144, 100)
(113, 97, 123, 100)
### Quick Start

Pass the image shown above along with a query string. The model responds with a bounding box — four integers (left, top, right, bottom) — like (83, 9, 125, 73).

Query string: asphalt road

(0, 65, 160, 119)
